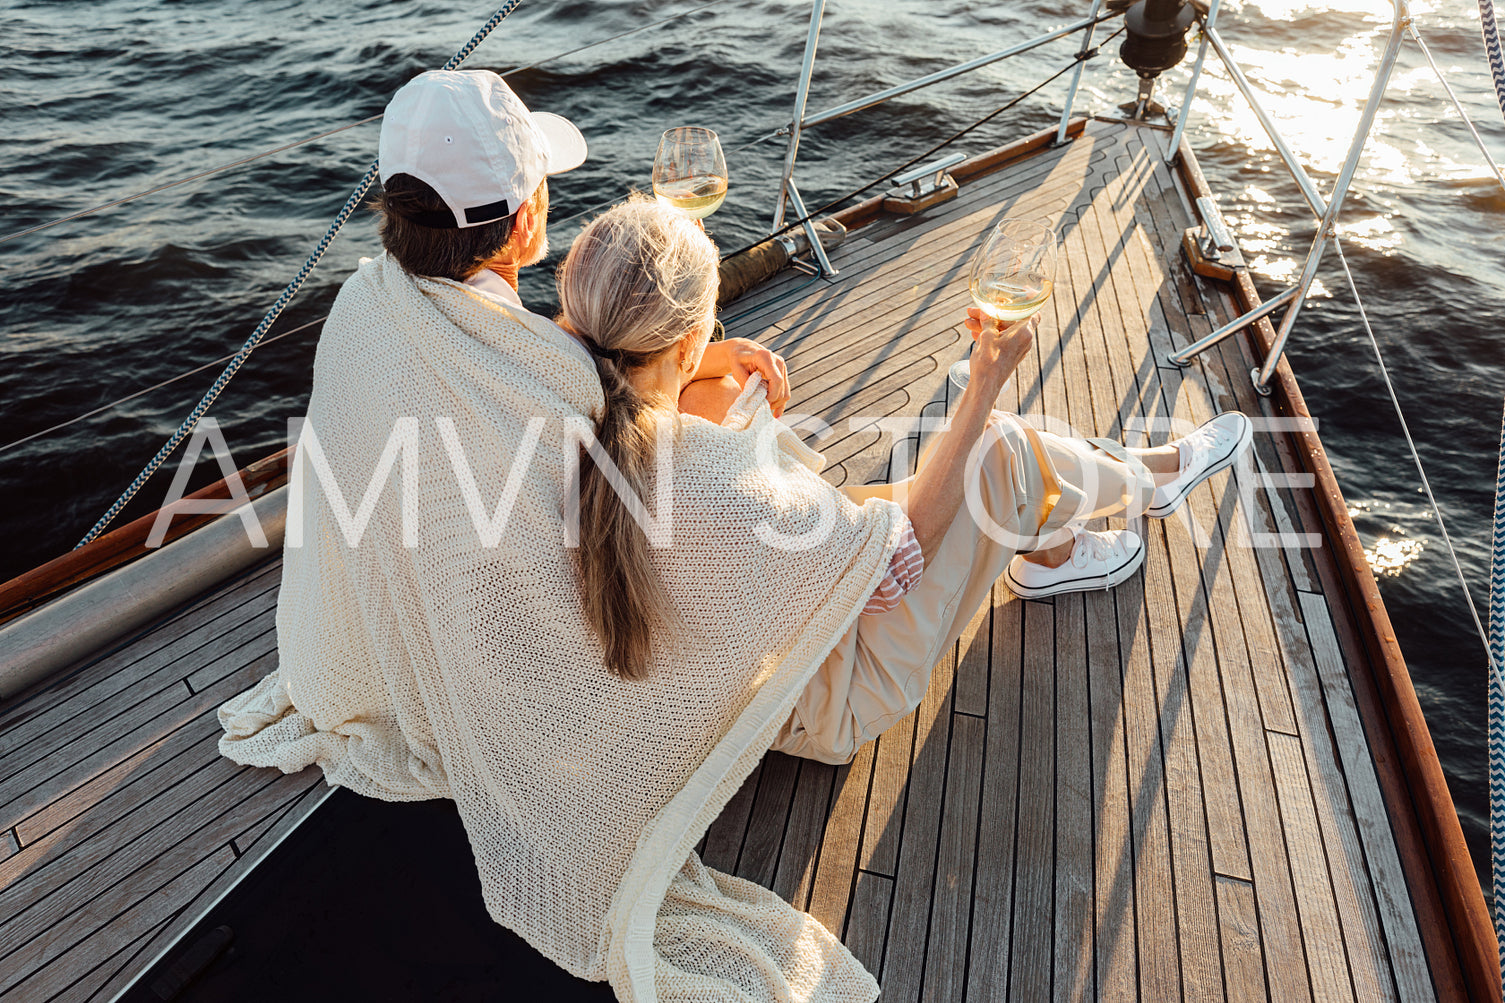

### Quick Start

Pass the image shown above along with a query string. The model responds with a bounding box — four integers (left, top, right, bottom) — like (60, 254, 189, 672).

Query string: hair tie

(581, 337, 623, 365)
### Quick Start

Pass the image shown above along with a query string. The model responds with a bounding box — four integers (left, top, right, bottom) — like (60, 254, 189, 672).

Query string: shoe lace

(1076, 530, 1115, 562)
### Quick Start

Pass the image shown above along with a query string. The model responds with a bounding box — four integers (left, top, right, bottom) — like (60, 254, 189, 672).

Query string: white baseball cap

(378, 69, 587, 229)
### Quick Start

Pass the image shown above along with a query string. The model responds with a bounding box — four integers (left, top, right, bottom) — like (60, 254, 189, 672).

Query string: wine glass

(949, 218, 1058, 396)
(653, 127, 728, 221)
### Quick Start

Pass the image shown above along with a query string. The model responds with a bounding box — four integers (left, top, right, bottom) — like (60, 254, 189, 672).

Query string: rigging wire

(717, 21, 1126, 263)
(1331, 236, 1500, 691)
(1479, 0, 1505, 119)
(1467, 0, 1505, 978)
(1407, 21, 1505, 197)
(74, 1, 527, 548)
(0, 316, 326, 458)
(0, 0, 734, 248)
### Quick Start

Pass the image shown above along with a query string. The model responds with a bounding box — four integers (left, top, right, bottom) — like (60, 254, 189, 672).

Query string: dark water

(4, 0, 1504, 885)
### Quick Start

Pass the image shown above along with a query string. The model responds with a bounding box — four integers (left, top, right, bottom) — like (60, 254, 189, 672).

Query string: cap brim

(531, 112, 587, 175)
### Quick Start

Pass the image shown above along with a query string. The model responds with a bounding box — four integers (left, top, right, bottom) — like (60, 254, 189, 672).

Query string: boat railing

(1160, 0, 1412, 393)
(766, 0, 1421, 397)
(768, 0, 1116, 275)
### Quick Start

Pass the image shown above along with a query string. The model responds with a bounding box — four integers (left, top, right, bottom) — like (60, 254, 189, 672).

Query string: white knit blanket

(217, 253, 902, 1002)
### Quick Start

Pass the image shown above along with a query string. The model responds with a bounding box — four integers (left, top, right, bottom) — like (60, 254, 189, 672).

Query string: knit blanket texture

(216, 253, 901, 1002)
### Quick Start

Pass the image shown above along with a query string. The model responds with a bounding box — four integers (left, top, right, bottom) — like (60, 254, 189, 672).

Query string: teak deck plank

(966, 591, 1024, 1003)
(0, 119, 1437, 1001)
(877, 646, 956, 1003)
(805, 739, 877, 935)
(920, 711, 983, 1003)
(1053, 594, 1096, 1001)
(1087, 587, 1138, 1000)
(1216, 874, 1270, 1000)
(1008, 601, 1056, 1001)
(736, 751, 801, 889)
(773, 759, 834, 909)
(701, 761, 761, 874)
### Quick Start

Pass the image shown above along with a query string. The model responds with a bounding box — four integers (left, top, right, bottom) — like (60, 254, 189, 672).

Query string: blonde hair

(556, 195, 719, 679)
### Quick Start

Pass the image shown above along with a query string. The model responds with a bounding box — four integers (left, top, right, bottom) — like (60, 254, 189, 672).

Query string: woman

(557, 195, 1251, 762)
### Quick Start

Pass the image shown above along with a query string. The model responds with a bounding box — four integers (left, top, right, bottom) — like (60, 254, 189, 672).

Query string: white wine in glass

(653, 127, 728, 220)
(950, 218, 1058, 394)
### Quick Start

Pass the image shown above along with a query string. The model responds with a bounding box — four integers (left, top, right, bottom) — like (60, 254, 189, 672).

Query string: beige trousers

(772, 413, 1156, 765)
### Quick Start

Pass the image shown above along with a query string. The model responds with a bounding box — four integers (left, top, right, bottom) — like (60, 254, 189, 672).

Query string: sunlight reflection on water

(1366, 535, 1426, 575)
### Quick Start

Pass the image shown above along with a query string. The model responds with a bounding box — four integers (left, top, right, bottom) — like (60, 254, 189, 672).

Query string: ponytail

(556, 195, 719, 679)
(574, 346, 671, 680)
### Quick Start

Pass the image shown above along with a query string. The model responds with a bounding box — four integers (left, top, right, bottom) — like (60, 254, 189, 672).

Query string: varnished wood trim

(829, 117, 1090, 234)
(1173, 138, 1499, 1003)
(0, 448, 290, 626)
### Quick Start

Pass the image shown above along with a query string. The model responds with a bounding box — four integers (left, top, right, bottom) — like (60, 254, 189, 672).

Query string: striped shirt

(862, 517, 925, 615)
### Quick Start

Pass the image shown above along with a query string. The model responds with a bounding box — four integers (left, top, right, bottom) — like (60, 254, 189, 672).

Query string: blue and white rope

(1481, 0, 1505, 120)
(1474, 0, 1505, 978)
(1491, 395, 1505, 977)
(75, 1, 524, 548)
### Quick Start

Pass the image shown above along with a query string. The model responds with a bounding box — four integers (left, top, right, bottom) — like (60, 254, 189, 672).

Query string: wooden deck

(0, 117, 1437, 1000)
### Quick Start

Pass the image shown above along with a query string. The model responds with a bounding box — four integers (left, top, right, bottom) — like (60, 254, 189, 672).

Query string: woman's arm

(903, 312, 1038, 561)
(679, 374, 743, 425)
(694, 338, 791, 416)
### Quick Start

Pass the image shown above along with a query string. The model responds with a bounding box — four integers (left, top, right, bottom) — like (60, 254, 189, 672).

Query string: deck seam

(0, 558, 282, 729)
(0, 565, 281, 762)
(0, 762, 270, 972)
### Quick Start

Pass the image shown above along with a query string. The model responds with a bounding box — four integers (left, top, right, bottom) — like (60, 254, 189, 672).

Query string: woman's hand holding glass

(950, 218, 1057, 396)
(964, 310, 1037, 395)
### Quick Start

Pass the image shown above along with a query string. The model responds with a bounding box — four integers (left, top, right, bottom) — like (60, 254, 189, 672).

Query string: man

(218, 66, 827, 999)
(374, 69, 581, 313)
(373, 68, 791, 410)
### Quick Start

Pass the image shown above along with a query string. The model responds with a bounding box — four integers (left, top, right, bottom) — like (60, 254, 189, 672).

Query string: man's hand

(694, 337, 791, 417)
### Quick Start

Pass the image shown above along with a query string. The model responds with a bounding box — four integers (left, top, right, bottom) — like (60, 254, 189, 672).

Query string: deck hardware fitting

(1167, 284, 1300, 367)
(883, 153, 965, 214)
(1181, 194, 1242, 280)
(782, 179, 838, 277)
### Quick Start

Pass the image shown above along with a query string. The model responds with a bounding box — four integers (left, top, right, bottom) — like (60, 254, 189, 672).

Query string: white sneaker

(1147, 411, 1253, 519)
(1004, 527, 1145, 600)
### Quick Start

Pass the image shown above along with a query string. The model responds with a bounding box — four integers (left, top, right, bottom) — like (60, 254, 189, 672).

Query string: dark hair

(371, 173, 518, 280)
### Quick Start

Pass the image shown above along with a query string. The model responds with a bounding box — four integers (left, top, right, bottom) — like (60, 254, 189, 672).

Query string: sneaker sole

(1146, 415, 1254, 519)
(1004, 540, 1146, 600)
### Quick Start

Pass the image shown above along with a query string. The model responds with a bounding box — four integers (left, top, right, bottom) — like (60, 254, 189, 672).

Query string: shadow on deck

(0, 119, 1434, 1002)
